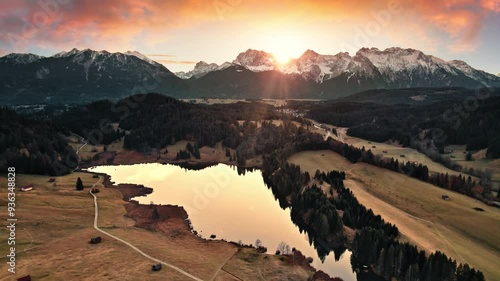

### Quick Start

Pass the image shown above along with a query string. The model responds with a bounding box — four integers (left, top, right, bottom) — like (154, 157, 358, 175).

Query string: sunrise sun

(272, 53, 293, 64)
(264, 30, 305, 65)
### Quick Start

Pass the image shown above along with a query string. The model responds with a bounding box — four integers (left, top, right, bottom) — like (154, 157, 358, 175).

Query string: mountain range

(1, 47, 499, 104)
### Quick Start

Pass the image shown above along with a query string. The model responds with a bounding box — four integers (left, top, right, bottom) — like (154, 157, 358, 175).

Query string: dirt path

(73, 134, 87, 171)
(210, 250, 239, 281)
(89, 177, 203, 281)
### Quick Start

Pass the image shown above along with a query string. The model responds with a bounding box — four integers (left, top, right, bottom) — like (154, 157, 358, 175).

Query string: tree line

(262, 148, 484, 281)
(307, 96, 500, 159)
(325, 139, 491, 202)
(0, 108, 77, 175)
(351, 227, 485, 281)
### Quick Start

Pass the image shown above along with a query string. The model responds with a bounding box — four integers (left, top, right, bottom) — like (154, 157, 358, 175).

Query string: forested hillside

(52, 94, 322, 164)
(0, 108, 77, 175)
(307, 96, 500, 159)
(262, 151, 484, 281)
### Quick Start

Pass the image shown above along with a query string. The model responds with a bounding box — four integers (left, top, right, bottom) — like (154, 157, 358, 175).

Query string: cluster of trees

(314, 171, 398, 237)
(175, 149, 191, 160)
(262, 155, 303, 198)
(428, 173, 487, 199)
(276, 242, 292, 255)
(328, 140, 430, 182)
(175, 143, 201, 160)
(262, 153, 398, 261)
(52, 100, 125, 145)
(325, 139, 491, 202)
(113, 95, 326, 165)
(41, 94, 329, 169)
(3, 94, 327, 175)
(263, 150, 484, 280)
(48, 95, 252, 151)
(0, 108, 77, 175)
(119, 95, 281, 152)
(185, 142, 200, 159)
(292, 185, 343, 238)
(351, 228, 485, 281)
(262, 153, 345, 260)
(307, 97, 500, 159)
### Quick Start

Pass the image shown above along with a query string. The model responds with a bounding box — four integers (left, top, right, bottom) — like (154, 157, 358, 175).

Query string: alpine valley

(1, 47, 499, 104)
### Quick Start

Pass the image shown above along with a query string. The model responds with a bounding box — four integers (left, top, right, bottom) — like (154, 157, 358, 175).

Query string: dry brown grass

(0, 172, 311, 280)
(444, 145, 500, 188)
(160, 141, 262, 168)
(336, 130, 472, 178)
(162, 141, 230, 164)
(289, 150, 500, 281)
(69, 138, 125, 162)
(221, 248, 310, 281)
(333, 127, 499, 192)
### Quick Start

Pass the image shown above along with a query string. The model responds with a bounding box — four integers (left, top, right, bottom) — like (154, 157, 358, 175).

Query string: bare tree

(255, 239, 262, 248)
(276, 242, 291, 255)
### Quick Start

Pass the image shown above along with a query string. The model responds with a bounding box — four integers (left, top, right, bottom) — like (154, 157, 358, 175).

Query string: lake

(89, 163, 355, 281)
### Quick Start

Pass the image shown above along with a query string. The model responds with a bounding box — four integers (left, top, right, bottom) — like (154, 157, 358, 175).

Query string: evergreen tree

(193, 143, 200, 159)
(236, 151, 246, 166)
(186, 142, 194, 153)
(466, 151, 472, 161)
(152, 206, 160, 220)
(76, 177, 84, 190)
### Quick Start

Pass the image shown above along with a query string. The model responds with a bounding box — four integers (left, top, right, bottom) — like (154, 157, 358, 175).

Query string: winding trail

(75, 131, 202, 280)
(73, 133, 87, 172)
(210, 251, 238, 281)
(75, 142, 87, 155)
(89, 177, 203, 281)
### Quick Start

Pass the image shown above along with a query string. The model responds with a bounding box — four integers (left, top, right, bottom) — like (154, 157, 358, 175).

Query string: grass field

(335, 127, 500, 193)
(289, 150, 500, 281)
(336, 128, 474, 178)
(69, 137, 125, 163)
(0, 172, 312, 280)
(444, 145, 500, 190)
(163, 141, 235, 164)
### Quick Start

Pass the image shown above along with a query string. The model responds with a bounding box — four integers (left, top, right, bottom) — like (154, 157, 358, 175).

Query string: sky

(0, 0, 499, 73)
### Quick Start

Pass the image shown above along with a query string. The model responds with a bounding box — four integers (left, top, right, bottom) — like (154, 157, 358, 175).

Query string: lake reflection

(89, 163, 355, 281)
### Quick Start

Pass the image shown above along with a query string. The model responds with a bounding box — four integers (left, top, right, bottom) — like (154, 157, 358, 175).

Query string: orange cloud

(0, 0, 496, 55)
(394, 0, 496, 52)
(147, 54, 176, 57)
(0, 0, 217, 53)
(481, 0, 500, 11)
(157, 59, 197, 65)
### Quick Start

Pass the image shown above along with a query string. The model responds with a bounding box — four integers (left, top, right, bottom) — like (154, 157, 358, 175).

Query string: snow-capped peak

(124, 51, 157, 65)
(300, 49, 321, 59)
(194, 61, 218, 70)
(175, 61, 227, 79)
(448, 59, 499, 84)
(355, 47, 428, 72)
(354, 47, 454, 84)
(0, 53, 44, 64)
(280, 50, 354, 83)
(52, 48, 113, 59)
(216, 61, 233, 71)
(233, 49, 277, 72)
(53, 48, 79, 58)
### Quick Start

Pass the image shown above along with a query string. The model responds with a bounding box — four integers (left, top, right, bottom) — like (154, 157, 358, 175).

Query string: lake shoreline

(80, 149, 263, 170)
(90, 169, 335, 280)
